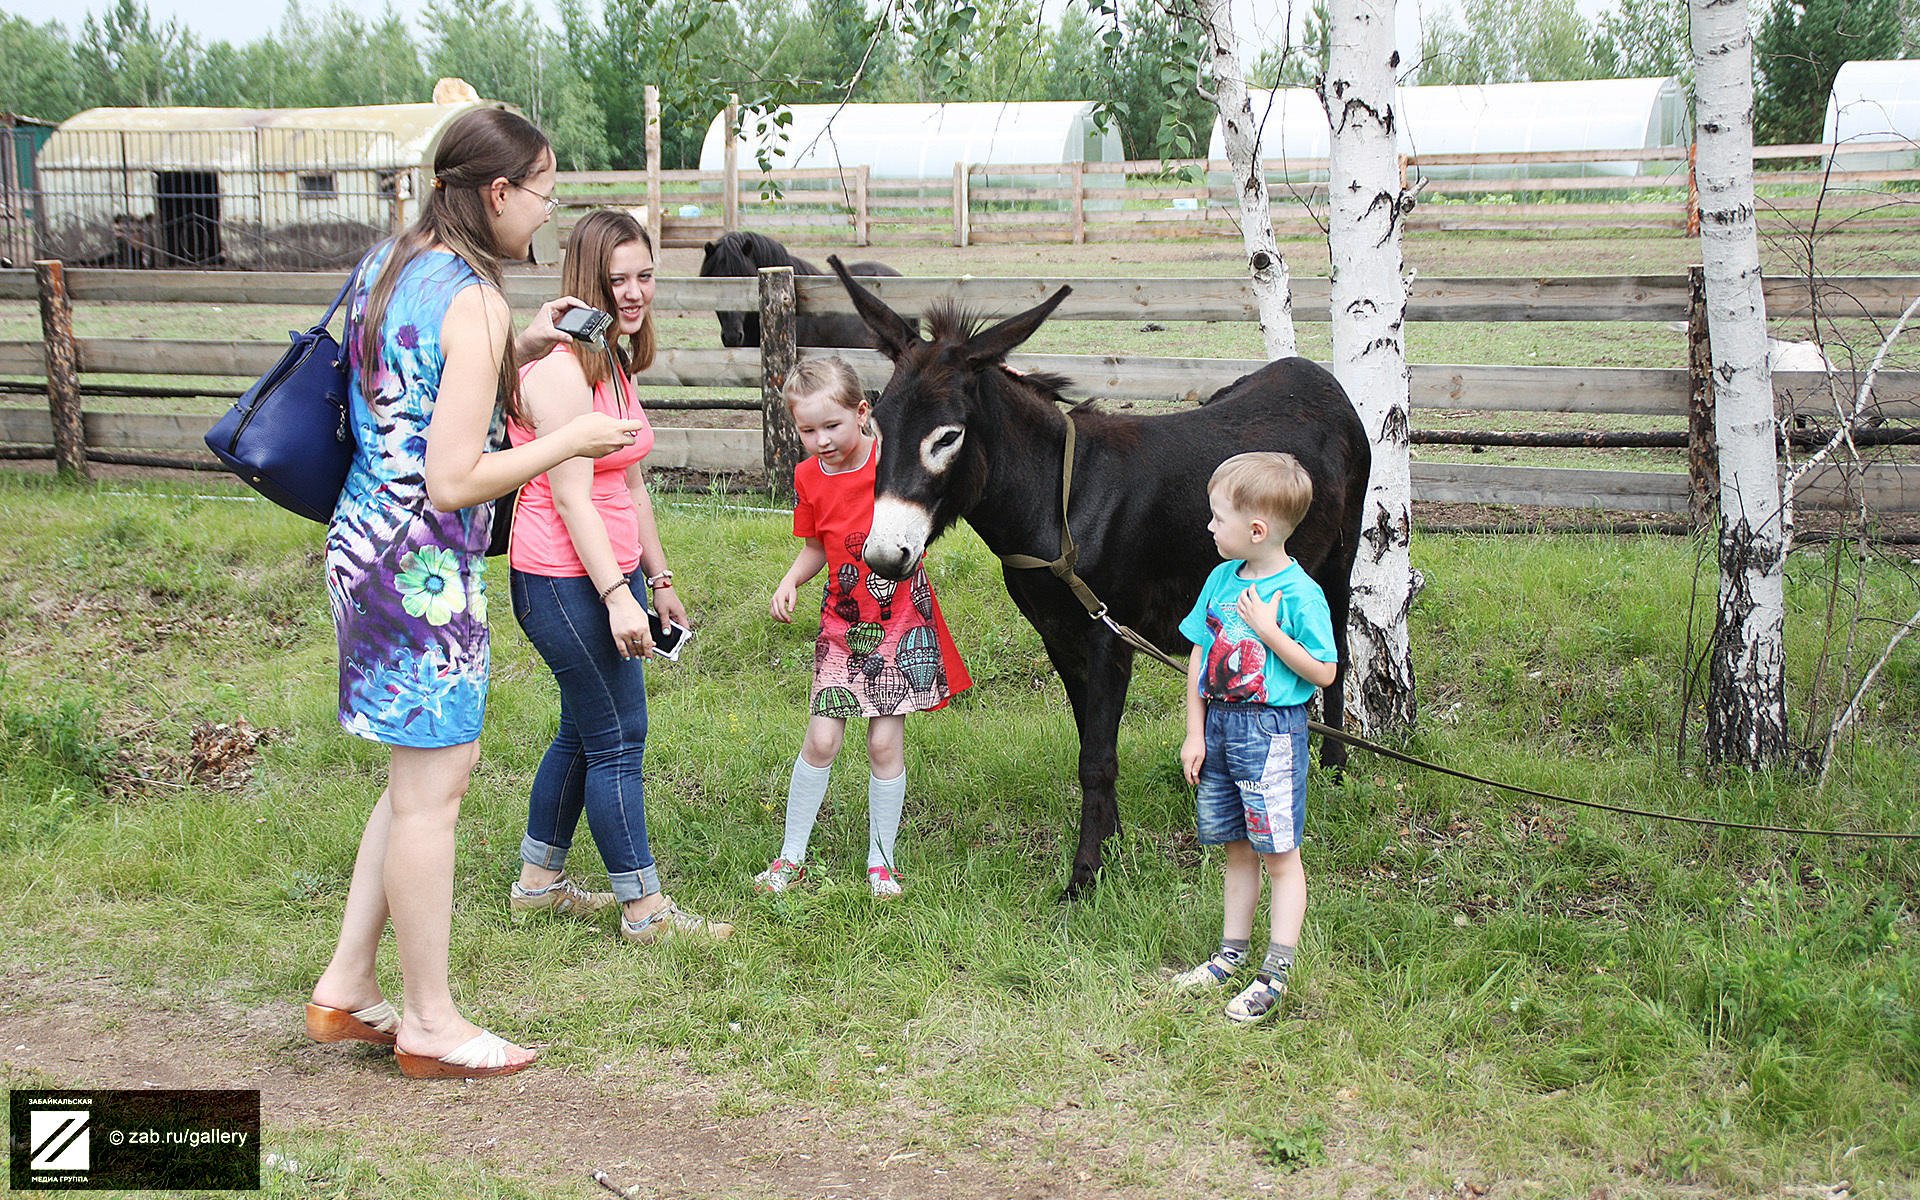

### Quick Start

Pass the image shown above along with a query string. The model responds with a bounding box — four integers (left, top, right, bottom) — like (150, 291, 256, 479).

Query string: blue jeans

(1195, 701, 1309, 855)
(510, 568, 660, 901)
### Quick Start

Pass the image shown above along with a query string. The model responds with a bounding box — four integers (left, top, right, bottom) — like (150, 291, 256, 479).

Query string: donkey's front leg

(1060, 634, 1135, 901)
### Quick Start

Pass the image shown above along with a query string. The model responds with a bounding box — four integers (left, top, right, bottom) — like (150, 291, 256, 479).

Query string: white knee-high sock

(867, 770, 906, 871)
(780, 755, 833, 864)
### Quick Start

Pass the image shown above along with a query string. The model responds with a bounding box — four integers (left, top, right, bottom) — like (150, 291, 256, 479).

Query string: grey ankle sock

(1218, 938, 1251, 965)
(1258, 941, 1296, 984)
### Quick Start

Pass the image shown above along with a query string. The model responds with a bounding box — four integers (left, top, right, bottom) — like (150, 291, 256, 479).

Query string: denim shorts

(1196, 701, 1309, 854)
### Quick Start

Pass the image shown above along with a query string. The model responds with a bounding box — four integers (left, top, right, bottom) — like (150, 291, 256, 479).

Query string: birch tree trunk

(1690, 0, 1790, 767)
(1322, 0, 1417, 733)
(1194, 0, 1298, 359)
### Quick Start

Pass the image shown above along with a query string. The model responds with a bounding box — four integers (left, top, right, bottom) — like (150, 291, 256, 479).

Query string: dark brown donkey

(828, 258, 1371, 899)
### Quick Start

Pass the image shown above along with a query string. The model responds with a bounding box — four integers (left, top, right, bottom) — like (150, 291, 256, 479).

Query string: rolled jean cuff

(520, 834, 569, 871)
(608, 864, 661, 903)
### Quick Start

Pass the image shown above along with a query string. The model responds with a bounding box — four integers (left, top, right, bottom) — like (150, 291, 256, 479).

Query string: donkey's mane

(922, 300, 1074, 400)
(705, 231, 794, 273)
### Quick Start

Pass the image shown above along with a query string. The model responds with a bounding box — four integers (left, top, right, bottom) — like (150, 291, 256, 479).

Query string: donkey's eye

(920, 424, 966, 474)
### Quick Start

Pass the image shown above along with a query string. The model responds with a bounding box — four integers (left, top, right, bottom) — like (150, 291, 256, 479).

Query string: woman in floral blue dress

(303, 108, 646, 1080)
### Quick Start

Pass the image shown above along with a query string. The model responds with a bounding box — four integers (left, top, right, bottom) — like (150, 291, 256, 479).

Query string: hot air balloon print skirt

(810, 554, 971, 719)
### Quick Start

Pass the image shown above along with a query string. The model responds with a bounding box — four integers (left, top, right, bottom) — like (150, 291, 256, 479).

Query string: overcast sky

(3, 0, 1621, 66)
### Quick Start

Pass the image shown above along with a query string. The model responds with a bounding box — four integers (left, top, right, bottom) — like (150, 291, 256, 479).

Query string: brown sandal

(305, 1000, 400, 1046)
(394, 1031, 538, 1079)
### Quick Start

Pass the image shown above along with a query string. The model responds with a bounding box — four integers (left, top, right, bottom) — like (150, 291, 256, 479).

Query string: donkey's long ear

(828, 255, 917, 360)
(964, 285, 1073, 368)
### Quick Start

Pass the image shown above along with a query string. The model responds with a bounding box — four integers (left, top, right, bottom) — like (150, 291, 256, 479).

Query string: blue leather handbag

(205, 254, 368, 523)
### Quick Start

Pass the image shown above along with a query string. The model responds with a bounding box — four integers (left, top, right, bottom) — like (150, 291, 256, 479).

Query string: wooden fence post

(644, 85, 663, 249)
(759, 266, 802, 501)
(855, 165, 871, 247)
(1070, 160, 1085, 245)
(34, 259, 87, 482)
(952, 162, 970, 247)
(723, 94, 740, 235)
(1686, 264, 1718, 529)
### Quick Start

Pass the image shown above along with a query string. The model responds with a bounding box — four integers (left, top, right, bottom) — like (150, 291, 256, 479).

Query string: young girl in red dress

(758, 357, 970, 898)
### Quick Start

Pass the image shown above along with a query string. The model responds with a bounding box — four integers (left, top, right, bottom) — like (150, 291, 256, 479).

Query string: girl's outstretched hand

(564, 412, 649, 459)
(770, 579, 799, 623)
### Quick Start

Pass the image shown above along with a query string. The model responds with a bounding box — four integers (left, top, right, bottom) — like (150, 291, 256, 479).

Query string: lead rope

(996, 415, 1920, 842)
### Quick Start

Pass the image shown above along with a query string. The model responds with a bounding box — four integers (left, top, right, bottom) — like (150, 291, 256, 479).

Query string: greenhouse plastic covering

(698, 101, 1122, 178)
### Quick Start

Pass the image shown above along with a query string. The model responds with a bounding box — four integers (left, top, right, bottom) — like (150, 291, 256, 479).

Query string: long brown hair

(357, 107, 550, 425)
(560, 209, 658, 393)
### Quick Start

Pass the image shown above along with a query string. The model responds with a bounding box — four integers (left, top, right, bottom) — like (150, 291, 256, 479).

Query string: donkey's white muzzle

(864, 498, 932, 579)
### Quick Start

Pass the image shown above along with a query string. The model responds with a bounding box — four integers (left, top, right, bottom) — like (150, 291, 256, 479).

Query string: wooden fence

(1, 265, 1915, 518)
(560, 141, 1920, 248)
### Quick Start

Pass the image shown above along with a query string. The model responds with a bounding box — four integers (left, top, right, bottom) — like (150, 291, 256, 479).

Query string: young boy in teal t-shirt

(1175, 452, 1339, 1023)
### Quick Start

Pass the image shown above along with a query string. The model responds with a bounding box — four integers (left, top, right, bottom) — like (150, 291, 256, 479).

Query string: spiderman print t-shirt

(1178, 559, 1337, 706)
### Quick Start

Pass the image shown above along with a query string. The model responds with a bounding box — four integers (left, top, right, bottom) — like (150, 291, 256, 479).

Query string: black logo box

(10, 1089, 261, 1192)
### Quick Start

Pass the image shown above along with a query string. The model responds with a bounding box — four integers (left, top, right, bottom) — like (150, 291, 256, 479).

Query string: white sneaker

(1224, 977, 1285, 1023)
(867, 866, 904, 899)
(1171, 952, 1243, 990)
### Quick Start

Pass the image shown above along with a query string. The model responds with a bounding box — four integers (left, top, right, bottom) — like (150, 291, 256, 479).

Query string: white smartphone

(648, 610, 692, 661)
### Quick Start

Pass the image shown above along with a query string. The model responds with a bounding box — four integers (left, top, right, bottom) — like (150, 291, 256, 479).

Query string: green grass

(1, 469, 1916, 1196)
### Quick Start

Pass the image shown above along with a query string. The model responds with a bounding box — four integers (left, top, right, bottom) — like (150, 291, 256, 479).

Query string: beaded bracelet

(598, 579, 629, 604)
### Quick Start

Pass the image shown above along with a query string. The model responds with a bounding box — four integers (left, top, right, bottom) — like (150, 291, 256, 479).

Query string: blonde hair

(782, 356, 865, 417)
(1209, 451, 1314, 534)
(561, 209, 657, 391)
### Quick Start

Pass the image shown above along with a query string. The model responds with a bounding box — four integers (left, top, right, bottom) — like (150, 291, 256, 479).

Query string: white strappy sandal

(305, 999, 401, 1046)
(395, 1031, 539, 1079)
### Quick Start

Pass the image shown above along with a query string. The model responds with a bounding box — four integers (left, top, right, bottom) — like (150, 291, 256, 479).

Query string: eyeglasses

(514, 181, 559, 216)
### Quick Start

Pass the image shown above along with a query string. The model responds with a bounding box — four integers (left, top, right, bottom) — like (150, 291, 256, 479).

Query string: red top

(507, 344, 653, 577)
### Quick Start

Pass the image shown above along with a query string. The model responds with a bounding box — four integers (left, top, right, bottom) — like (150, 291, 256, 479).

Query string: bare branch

(1817, 600, 1920, 790)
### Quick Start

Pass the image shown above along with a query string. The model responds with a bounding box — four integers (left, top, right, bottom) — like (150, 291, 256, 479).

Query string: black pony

(828, 256, 1370, 899)
(698, 231, 911, 349)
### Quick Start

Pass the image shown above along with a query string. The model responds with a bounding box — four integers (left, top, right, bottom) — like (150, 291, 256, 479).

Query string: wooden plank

(633, 347, 761, 389)
(809, 349, 1692, 413)
(1411, 462, 1691, 512)
(643, 426, 761, 472)
(1764, 278, 1920, 321)
(0, 408, 54, 442)
(1791, 462, 1920, 512)
(0, 342, 42, 373)
(1409, 146, 1690, 167)
(83, 411, 214, 451)
(78, 339, 282, 376)
(788, 274, 1692, 322)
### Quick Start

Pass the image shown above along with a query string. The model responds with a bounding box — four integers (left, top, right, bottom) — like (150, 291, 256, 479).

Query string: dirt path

(0, 970, 1168, 1200)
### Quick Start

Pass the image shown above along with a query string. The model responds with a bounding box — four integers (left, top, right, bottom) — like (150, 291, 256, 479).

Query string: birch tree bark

(1193, 0, 1298, 359)
(1690, 0, 1790, 767)
(1322, 0, 1417, 733)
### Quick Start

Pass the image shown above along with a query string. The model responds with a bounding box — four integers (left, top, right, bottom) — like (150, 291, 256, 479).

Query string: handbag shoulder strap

(317, 243, 382, 336)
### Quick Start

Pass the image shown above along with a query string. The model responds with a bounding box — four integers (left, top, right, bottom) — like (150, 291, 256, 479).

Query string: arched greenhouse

(698, 101, 1122, 179)
(1823, 60, 1920, 171)
(1210, 77, 1690, 179)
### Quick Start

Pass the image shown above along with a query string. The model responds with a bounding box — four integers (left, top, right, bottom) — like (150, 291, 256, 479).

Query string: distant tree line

(2, 0, 1914, 170)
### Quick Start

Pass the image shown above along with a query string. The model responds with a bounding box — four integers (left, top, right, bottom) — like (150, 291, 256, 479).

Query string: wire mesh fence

(25, 126, 415, 270)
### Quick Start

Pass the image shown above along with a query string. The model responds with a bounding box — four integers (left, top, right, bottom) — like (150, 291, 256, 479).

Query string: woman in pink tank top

(503, 209, 732, 945)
